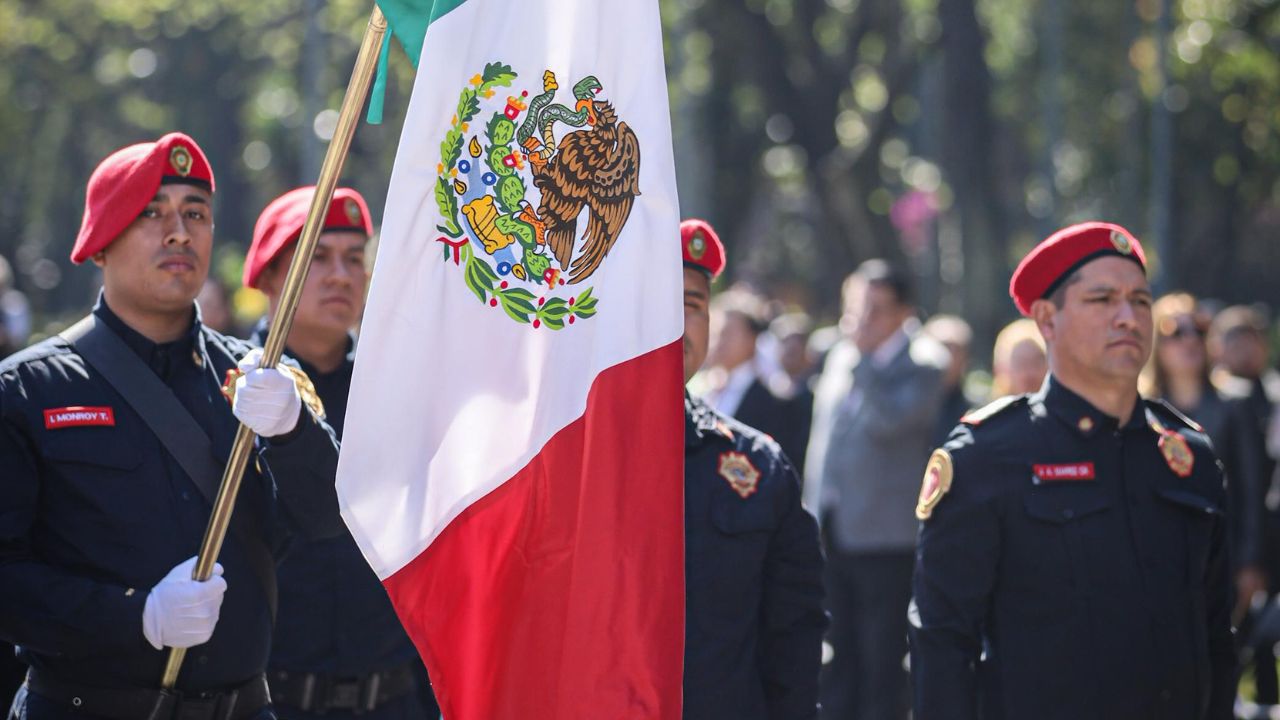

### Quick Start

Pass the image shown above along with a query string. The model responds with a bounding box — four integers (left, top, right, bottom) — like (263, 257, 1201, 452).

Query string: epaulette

(960, 394, 1028, 426)
(1145, 398, 1204, 433)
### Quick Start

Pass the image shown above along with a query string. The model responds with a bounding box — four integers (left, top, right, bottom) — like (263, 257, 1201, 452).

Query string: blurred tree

(0, 0, 1277, 350)
(0, 0, 415, 328)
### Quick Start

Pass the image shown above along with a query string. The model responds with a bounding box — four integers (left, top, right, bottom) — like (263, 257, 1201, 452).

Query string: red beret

(1009, 221, 1147, 316)
(71, 132, 215, 264)
(244, 186, 373, 289)
(681, 218, 725, 279)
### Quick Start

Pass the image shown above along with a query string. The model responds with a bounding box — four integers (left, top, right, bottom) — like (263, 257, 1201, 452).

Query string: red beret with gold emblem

(681, 218, 725, 279)
(1009, 221, 1147, 316)
(243, 186, 373, 289)
(71, 132, 215, 264)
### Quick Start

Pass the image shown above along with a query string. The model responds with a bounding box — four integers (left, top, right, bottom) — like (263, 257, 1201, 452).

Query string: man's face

(845, 281, 910, 354)
(94, 183, 213, 313)
(1034, 257, 1153, 387)
(683, 268, 711, 384)
(260, 231, 368, 342)
(707, 311, 756, 370)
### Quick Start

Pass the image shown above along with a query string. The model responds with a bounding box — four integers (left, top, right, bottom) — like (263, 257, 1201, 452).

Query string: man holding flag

(678, 218, 827, 719)
(242, 187, 435, 719)
(0, 132, 343, 719)
(337, 0, 688, 717)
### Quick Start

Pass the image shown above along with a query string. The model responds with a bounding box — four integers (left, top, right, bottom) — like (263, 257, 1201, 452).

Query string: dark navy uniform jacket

(249, 322, 419, 677)
(909, 376, 1235, 720)
(0, 298, 343, 692)
(684, 393, 826, 720)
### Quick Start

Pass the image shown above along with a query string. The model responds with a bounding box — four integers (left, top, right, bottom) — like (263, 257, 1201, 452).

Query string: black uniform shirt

(910, 376, 1235, 720)
(0, 297, 343, 692)
(251, 321, 419, 676)
(683, 393, 826, 720)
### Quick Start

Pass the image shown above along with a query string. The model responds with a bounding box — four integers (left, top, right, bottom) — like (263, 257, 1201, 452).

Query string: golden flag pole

(160, 4, 388, 689)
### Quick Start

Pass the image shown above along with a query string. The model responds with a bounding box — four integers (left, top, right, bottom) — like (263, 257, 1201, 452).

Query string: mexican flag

(336, 1, 685, 718)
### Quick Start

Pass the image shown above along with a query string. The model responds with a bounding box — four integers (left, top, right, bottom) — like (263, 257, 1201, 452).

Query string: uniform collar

(93, 291, 205, 378)
(686, 391, 734, 448)
(1034, 374, 1147, 438)
(248, 316, 355, 379)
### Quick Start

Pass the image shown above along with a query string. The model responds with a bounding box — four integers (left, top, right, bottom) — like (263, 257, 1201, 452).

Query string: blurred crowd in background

(5, 236, 1280, 713)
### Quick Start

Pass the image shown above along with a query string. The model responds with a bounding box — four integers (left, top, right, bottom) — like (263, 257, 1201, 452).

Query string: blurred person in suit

(806, 260, 949, 720)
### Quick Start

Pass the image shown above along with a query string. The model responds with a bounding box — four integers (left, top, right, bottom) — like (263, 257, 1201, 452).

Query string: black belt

(26, 670, 270, 720)
(267, 663, 416, 715)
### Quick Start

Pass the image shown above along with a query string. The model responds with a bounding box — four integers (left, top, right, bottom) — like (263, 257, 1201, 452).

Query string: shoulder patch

(718, 451, 761, 499)
(960, 394, 1027, 426)
(916, 448, 954, 520)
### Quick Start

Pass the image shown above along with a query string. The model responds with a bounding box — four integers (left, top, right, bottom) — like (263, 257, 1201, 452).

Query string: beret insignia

(169, 146, 193, 177)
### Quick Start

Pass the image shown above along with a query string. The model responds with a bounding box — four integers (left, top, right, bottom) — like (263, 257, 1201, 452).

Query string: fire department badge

(1158, 432, 1195, 477)
(1150, 417, 1195, 477)
(432, 63, 641, 330)
(916, 449, 954, 520)
(169, 146, 193, 177)
(718, 451, 760, 499)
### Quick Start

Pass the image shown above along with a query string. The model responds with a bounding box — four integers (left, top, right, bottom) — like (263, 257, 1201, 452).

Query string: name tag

(44, 406, 116, 430)
(1033, 462, 1096, 482)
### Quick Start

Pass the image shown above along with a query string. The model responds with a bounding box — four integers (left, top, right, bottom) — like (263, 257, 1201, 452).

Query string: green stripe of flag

(368, 0, 468, 124)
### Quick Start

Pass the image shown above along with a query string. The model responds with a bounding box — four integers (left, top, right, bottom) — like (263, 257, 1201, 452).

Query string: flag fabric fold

(339, 1, 685, 717)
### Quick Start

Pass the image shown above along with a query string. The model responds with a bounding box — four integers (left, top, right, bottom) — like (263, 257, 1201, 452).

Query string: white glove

(232, 347, 302, 438)
(142, 556, 227, 651)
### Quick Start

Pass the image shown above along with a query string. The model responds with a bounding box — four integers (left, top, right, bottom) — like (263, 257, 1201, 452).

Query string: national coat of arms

(433, 62, 642, 329)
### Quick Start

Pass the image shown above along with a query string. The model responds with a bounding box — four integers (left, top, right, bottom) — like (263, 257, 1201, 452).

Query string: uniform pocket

(41, 429, 142, 471)
(1154, 487, 1221, 582)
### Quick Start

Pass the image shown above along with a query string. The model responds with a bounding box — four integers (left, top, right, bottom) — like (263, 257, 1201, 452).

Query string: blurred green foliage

(0, 0, 1276, 344)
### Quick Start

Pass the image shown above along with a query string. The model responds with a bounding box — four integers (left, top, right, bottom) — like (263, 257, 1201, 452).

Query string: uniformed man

(908, 221, 1235, 719)
(242, 187, 436, 719)
(679, 218, 827, 720)
(0, 133, 344, 720)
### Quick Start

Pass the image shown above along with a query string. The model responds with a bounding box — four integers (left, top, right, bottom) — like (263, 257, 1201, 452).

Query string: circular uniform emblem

(1109, 229, 1133, 255)
(169, 146, 193, 177)
(431, 62, 642, 331)
(344, 198, 362, 226)
(915, 449, 954, 520)
(688, 231, 707, 260)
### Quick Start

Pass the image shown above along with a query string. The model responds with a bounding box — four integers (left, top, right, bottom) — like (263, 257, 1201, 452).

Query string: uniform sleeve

(1205, 460, 1237, 720)
(908, 433, 999, 720)
(0, 376, 150, 657)
(258, 407, 345, 541)
(759, 455, 828, 720)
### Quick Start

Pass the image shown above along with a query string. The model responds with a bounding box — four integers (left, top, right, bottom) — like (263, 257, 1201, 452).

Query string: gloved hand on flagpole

(232, 347, 303, 438)
(142, 556, 227, 650)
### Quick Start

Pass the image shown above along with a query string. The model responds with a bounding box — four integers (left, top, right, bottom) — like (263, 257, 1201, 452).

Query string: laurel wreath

(432, 62, 601, 330)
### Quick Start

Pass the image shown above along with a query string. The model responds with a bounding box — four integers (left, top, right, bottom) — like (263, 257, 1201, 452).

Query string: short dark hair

(852, 259, 914, 306)
(1047, 269, 1081, 309)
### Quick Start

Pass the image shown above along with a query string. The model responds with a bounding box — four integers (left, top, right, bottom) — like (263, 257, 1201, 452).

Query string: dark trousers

(819, 546, 915, 720)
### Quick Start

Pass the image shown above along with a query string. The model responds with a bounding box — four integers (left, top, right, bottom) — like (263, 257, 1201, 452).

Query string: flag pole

(159, 3, 388, 689)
